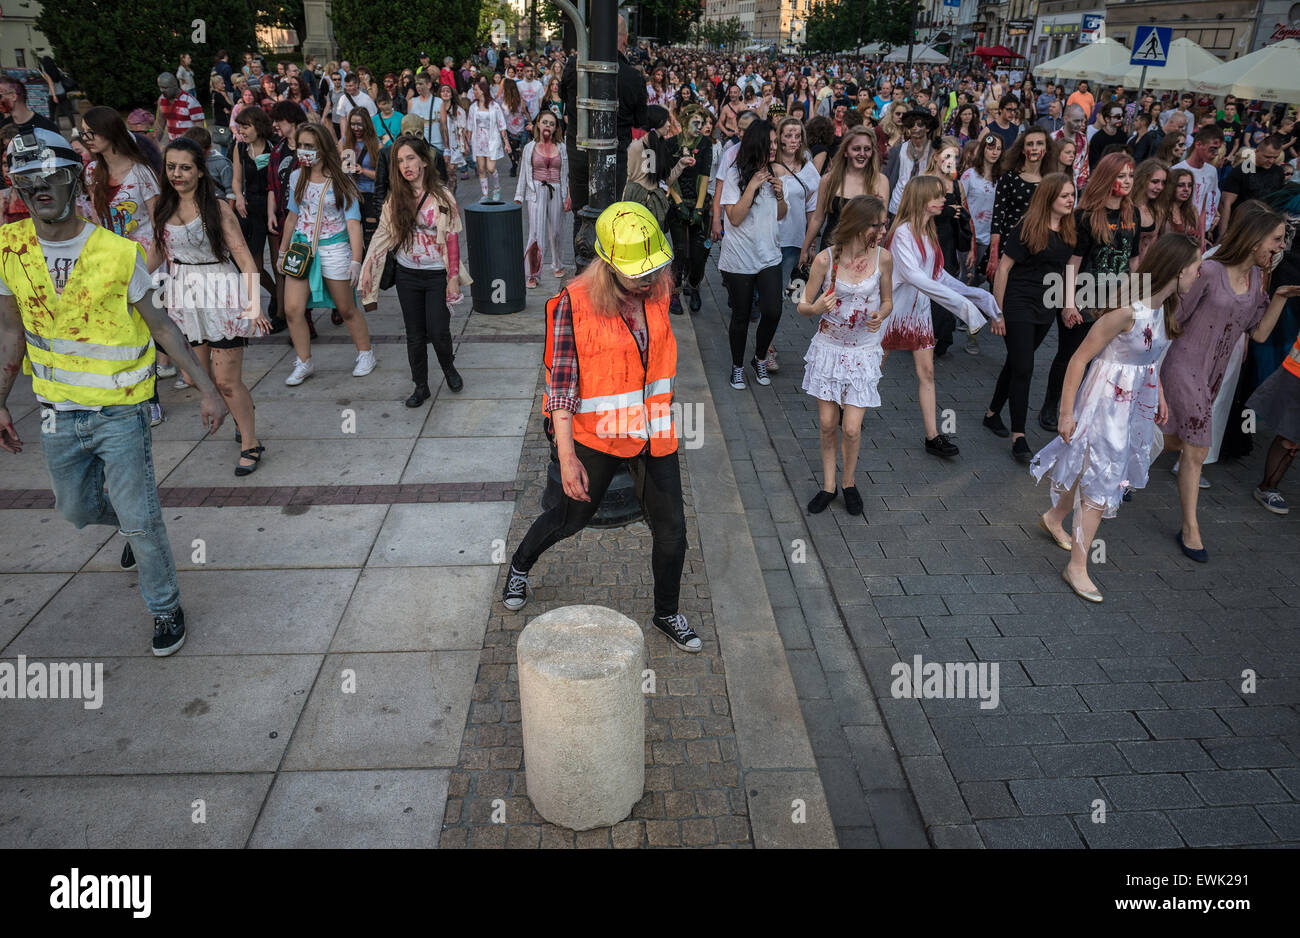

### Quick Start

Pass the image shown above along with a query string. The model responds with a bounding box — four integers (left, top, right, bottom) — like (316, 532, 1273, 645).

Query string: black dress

(932, 184, 972, 355)
(819, 195, 848, 251)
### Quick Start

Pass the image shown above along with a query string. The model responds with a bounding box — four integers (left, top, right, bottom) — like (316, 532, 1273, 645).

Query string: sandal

(234, 445, 265, 477)
(331, 310, 343, 326)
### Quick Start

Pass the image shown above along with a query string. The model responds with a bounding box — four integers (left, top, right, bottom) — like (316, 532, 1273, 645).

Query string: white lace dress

(801, 248, 886, 409)
(1030, 301, 1172, 518)
(163, 216, 254, 343)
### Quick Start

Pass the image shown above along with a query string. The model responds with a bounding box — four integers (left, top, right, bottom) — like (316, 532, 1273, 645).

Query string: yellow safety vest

(0, 218, 155, 406)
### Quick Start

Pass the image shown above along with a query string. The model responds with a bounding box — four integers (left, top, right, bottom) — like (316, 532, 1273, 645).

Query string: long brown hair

(829, 194, 887, 260)
(1212, 202, 1285, 271)
(1159, 167, 1200, 234)
(292, 122, 359, 212)
(1134, 232, 1201, 338)
(342, 106, 380, 169)
(998, 126, 1049, 177)
(885, 175, 946, 278)
(824, 126, 880, 201)
(387, 135, 457, 252)
(1132, 158, 1170, 230)
(502, 78, 523, 115)
(1018, 172, 1076, 254)
(1077, 151, 1135, 245)
(83, 105, 153, 227)
(151, 138, 228, 263)
(965, 131, 1005, 182)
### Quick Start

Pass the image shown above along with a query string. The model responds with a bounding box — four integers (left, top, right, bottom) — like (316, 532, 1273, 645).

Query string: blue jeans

(41, 402, 180, 615)
(780, 246, 802, 305)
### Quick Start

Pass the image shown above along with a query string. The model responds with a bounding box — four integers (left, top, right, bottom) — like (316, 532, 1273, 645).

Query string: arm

(800, 175, 830, 263)
(0, 294, 25, 452)
(992, 253, 1014, 309)
(218, 202, 268, 325)
(1217, 191, 1237, 242)
(874, 251, 893, 327)
(1057, 307, 1135, 442)
(1062, 254, 1083, 325)
(134, 284, 226, 431)
(232, 144, 246, 218)
(1252, 286, 1300, 343)
(796, 249, 833, 317)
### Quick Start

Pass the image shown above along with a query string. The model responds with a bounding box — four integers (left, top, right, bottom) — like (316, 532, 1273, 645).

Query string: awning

(973, 45, 1024, 61)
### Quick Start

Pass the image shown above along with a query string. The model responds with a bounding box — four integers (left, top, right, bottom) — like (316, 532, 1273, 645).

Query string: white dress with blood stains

(802, 246, 885, 409)
(1030, 301, 1172, 519)
(884, 220, 1000, 352)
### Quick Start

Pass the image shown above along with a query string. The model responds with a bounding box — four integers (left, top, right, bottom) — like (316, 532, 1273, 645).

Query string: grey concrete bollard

(517, 605, 645, 831)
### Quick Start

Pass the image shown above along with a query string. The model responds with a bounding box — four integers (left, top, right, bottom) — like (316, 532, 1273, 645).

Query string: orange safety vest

(544, 277, 678, 457)
(1284, 331, 1300, 380)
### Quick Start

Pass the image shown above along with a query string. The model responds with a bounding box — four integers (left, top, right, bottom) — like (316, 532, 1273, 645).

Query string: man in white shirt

(335, 74, 376, 126)
(407, 73, 443, 150)
(1174, 125, 1225, 238)
(515, 63, 545, 120)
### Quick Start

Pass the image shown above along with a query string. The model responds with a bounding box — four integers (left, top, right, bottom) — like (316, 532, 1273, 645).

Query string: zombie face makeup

(157, 73, 181, 100)
(12, 168, 80, 223)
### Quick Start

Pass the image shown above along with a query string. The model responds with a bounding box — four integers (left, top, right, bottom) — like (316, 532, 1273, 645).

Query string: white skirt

(801, 331, 884, 408)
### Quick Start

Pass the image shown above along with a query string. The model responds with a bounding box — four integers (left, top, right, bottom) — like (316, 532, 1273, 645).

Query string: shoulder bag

(280, 182, 329, 279)
(379, 191, 430, 290)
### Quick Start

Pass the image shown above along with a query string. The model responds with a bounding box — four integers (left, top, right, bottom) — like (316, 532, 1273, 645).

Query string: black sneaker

(652, 613, 702, 653)
(120, 541, 136, 570)
(750, 356, 771, 387)
(982, 413, 1010, 438)
(1012, 436, 1033, 464)
(729, 366, 746, 390)
(502, 565, 529, 610)
(808, 488, 836, 513)
(443, 366, 464, 392)
(843, 485, 864, 516)
(925, 434, 960, 458)
(152, 606, 186, 656)
(689, 286, 702, 312)
(669, 293, 684, 315)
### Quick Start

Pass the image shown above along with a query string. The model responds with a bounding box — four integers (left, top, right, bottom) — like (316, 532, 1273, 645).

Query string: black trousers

(722, 264, 783, 367)
(1044, 315, 1094, 410)
(988, 318, 1054, 434)
(568, 145, 588, 257)
(360, 192, 378, 250)
(394, 266, 452, 387)
(669, 207, 710, 289)
(512, 441, 687, 618)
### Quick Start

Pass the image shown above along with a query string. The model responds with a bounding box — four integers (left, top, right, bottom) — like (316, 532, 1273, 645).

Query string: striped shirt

(156, 92, 205, 140)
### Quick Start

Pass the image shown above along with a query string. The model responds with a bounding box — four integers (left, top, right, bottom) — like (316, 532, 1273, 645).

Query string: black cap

(419, 51, 430, 59)
(901, 108, 938, 131)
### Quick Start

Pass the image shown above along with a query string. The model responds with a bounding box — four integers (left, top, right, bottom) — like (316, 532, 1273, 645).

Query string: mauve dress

(1160, 260, 1267, 448)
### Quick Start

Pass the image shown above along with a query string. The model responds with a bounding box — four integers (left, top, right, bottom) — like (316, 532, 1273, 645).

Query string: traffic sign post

(1129, 25, 1171, 100)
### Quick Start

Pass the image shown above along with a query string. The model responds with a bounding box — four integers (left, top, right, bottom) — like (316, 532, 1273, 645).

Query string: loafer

(444, 367, 464, 392)
(983, 412, 1010, 438)
(1038, 408, 1058, 432)
(807, 488, 836, 514)
(842, 485, 864, 516)
(924, 434, 959, 458)
(1012, 436, 1033, 464)
(405, 384, 431, 407)
(1177, 531, 1208, 563)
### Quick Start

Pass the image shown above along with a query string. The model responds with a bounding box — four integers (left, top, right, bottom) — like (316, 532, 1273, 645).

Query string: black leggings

(988, 318, 1054, 434)
(722, 264, 783, 367)
(512, 441, 687, 618)
(669, 206, 710, 289)
(394, 266, 452, 387)
(1044, 314, 1094, 409)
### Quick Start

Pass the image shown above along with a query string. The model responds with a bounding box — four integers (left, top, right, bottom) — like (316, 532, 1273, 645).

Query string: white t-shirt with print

(393, 197, 447, 271)
(78, 161, 161, 248)
(287, 171, 361, 241)
(1173, 158, 1221, 233)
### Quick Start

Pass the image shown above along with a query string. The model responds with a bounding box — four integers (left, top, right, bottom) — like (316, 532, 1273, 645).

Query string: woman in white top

(469, 76, 509, 200)
(153, 137, 271, 475)
(958, 131, 1003, 288)
(440, 84, 469, 176)
(515, 111, 571, 287)
(884, 175, 1003, 458)
(720, 119, 787, 392)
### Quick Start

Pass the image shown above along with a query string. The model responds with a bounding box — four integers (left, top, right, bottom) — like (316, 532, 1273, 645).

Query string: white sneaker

(155, 363, 177, 378)
(173, 376, 192, 390)
(285, 357, 314, 386)
(352, 349, 377, 377)
(148, 402, 164, 427)
(491, 188, 501, 201)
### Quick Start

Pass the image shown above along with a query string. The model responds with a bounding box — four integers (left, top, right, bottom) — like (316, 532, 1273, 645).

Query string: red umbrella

(973, 45, 1025, 61)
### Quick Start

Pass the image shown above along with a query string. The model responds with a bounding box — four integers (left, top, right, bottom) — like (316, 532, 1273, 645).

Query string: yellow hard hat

(595, 202, 673, 278)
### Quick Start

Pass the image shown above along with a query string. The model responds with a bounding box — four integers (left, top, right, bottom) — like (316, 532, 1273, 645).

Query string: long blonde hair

(824, 126, 880, 202)
(572, 257, 672, 316)
(885, 175, 946, 278)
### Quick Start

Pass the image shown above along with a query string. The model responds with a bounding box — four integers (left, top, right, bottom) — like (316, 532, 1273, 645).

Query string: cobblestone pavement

(696, 260, 1300, 848)
(438, 385, 752, 849)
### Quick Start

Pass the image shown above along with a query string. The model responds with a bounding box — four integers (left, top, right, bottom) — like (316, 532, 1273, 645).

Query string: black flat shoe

(925, 434, 960, 458)
(689, 286, 702, 312)
(983, 412, 1010, 438)
(234, 444, 265, 477)
(842, 486, 864, 516)
(1038, 406, 1058, 432)
(443, 366, 464, 392)
(1012, 436, 1033, 464)
(1177, 531, 1208, 563)
(405, 385, 431, 407)
(807, 488, 836, 514)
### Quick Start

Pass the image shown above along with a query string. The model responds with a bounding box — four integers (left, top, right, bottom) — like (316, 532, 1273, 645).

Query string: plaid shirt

(545, 288, 648, 415)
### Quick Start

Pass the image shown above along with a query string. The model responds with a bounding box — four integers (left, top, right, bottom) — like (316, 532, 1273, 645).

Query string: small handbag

(280, 183, 328, 279)
(379, 192, 429, 290)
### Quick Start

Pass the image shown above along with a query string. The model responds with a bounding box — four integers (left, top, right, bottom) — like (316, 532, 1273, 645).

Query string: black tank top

(821, 195, 849, 250)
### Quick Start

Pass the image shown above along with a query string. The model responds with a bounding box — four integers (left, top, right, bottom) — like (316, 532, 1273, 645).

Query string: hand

(1057, 411, 1075, 443)
(200, 390, 228, 435)
(559, 451, 590, 502)
(985, 252, 999, 283)
(711, 219, 722, 242)
(864, 310, 885, 332)
(1274, 284, 1300, 298)
(967, 248, 977, 273)
(447, 285, 458, 304)
(563, 195, 571, 212)
(814, 287, 836, 316)
(349, 260, 363, 288)
(677, 155, 695, 168)
(268, 213, 279, 235)
(770, 176, 784, 201)
(749, 168, 772, 192)
(360, 269, 373, 296)
(234, 195, 247, 219)
(1156, 394, 1169, 427)
(0, 406, 22, 454)
(1062, 305, 1083, 327)
(989, 317, 1006, 336)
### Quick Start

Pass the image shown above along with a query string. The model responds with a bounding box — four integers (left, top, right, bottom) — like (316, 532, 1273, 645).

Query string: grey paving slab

(331, 566, 496, 652)
(722, 631, 817, 770)
(402, 437, 524, 484)
(450, 342, 543, 370)
(10, 569, 358, 657)
(282, 650, 478, 770)
(248, 769, 448, 848)
(420, 397, 534, 438)
(433, 367, 539, 400)
(80, 505, 390, 572)
(164, 438, 417, 488)
(0, 773, 273, 848)
(367, 502, 514, 566)
(0, 510, 116, 574)
(742, 770, 839, 848)
(0, 573, 70, 650)
(0, 654, 319, 775)
(153, 397, 431, 441)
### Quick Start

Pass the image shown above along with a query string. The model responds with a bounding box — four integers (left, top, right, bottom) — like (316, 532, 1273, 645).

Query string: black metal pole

(906, 0, 919, 76)
(574, 0, 618, 272)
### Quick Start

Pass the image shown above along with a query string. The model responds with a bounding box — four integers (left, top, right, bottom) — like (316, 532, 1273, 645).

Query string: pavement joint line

(0, 484, 521, 510)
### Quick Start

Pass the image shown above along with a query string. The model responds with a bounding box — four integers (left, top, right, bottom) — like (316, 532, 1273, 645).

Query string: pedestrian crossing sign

(1130, 26, 1172, 66)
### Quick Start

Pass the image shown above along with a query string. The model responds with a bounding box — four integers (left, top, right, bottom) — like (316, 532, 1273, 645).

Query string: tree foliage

(636, 0, 704, 44)
(332, 0, 482, 76)
(37, 0, 256, 111)
(258, 0, 306, 34)
(804, 0, 912, 54)
(690, 17, 746, 51)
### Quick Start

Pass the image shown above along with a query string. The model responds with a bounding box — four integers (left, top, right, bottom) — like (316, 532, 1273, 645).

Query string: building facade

(753, 0, 815, 45)
(0, 0, 54, 69)
(1252, 1, 1300, 51)
(1033, 0, 1105, 63)
(1104, 0, 1261, 62)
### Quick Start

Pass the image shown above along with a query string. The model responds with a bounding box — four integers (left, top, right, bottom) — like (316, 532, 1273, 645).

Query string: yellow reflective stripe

(25, 329, 151, 362)
(28, 360, 155, 390)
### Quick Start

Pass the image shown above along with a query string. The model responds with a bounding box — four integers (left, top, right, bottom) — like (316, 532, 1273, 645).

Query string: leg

(39, 409, 119, 530)
(1007, 320, 1052, 439)
(395, 266, 431, 387)
(840, 404, 867, 487)
(210, 346, 258, 462)
(1043, 477, 1077, 534)
(283, 275, 313, 362)
(986, 329, 1015, 417)
(511, 442, 621, 570)
(425, 270, 454, 369)
(1175, 441, 1210, 549)
(627, 450, 688, 619)
(688, 218, 709, 287)
(1044, 317, 1092, 413)
(323, 277, 372, 352)
(477, 155, 489, 196)
(1065, 500, 1105, 594)
(1260, 435, 1299, 490)
(816, 399, 840, 492)
(91, 404, 181, 615)
(723, 271, 756, 368)
(914, 348, 938, 440)
(751, 263, 784, 359)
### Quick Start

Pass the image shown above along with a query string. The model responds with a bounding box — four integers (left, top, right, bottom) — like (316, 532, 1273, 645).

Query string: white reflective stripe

(30, 361, 154, 390)
(576, 377, 675, 414)
(26, 330, 151, 362)
(648, 415, 674, 435)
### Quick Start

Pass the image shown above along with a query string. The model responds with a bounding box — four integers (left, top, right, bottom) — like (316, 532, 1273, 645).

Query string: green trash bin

(464, 200, 525, 315)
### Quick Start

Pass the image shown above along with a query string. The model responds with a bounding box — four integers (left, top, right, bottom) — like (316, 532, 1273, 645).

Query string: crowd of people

(2, 25, 1300, 654)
